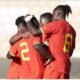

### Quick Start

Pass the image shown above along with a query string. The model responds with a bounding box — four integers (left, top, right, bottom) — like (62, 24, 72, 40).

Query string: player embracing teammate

(7, 15, 53, 79)
(7, 4, 76, 79)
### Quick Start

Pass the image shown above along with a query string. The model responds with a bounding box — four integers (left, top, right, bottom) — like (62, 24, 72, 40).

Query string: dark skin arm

(7, 51, 21, 64)
(70, 33, 76, 57)
(9, 34, 22, 45)
(9, 32, 31, 45)
(34, 44, 54, 65)
(7, 51, 15, 59)
(69, 49, 74, 57)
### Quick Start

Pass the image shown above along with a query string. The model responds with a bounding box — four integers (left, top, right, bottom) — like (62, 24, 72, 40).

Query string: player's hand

(44, 58, 52, 66)
(20, 32, 32, 38)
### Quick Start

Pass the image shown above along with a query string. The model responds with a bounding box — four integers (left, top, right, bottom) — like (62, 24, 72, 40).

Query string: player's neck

(58, 17, 65, 21)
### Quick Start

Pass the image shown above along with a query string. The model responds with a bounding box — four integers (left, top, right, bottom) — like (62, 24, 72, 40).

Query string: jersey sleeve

(10, 44, 17, 56)
(33, 37, 42, 45)
(40, 22, 56, 35)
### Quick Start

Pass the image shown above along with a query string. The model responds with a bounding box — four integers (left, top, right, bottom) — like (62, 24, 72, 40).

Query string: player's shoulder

(58, 20, 71, 28)
(66, 21, 76, 36)
(58, 20, 67, 25)
(48, 21, 58, 25)
(49, 20, 66, 27)
(66, 22, 76, 33)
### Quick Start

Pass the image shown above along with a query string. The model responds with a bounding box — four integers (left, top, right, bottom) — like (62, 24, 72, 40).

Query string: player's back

(49, 20, 76, 58)
(48, 20, 76, 73)
(14, 37, 45, 78)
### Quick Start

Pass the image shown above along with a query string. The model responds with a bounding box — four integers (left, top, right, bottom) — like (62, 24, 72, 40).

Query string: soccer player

(6, 16, 25, 79)
(26, 5, 76, 79)
(7, 15, 53, 78)
(7, 52, 21, 79)
(39, 12, 53, 45)
(40, 12, 53, 27)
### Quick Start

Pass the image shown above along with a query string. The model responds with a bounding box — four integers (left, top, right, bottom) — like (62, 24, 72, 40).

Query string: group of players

(6, 4, 76, 79)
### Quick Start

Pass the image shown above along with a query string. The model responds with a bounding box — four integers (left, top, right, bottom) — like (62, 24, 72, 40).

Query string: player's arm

(7, 50, 20, 63)
(34, 43, 53, 60)
(33, 37, 54, 60)
(9, 34, 22, 45)
(70, 32, 76, 57)
(9, 32, 31, 45)
(33, 37, 54, 65)
(69, 49, 74, 57)
(34, 43, 54, 65)
(7, 44, 17, 59)
(7, 51, 15, 59)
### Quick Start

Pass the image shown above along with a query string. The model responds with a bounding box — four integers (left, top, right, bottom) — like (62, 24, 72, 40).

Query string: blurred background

(0, 0, 80, 79)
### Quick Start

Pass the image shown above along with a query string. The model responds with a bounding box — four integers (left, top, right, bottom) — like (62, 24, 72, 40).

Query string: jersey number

(20, 42, 30, 61)
(63, 34, 72, 53)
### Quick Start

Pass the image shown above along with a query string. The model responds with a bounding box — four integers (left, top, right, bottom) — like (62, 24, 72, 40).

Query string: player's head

(25, 15, 40, 34)
(15, 16, 27, 33)
(40, 12, 53, 26)
(53, 5, 72, 21)
(30, 15, 40, 28)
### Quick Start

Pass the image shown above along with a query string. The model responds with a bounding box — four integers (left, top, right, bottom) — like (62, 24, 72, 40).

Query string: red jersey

(41, 20, 76, 74)
(10, 37, 45, 79)
(7, 58, 21, 79)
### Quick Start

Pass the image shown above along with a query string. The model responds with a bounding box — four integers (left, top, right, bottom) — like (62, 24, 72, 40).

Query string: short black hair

(30, 16, 40, 29)
(53, 5, 72, 18)
(15, 16, 27, 27)
(40, 12, 53, 22)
